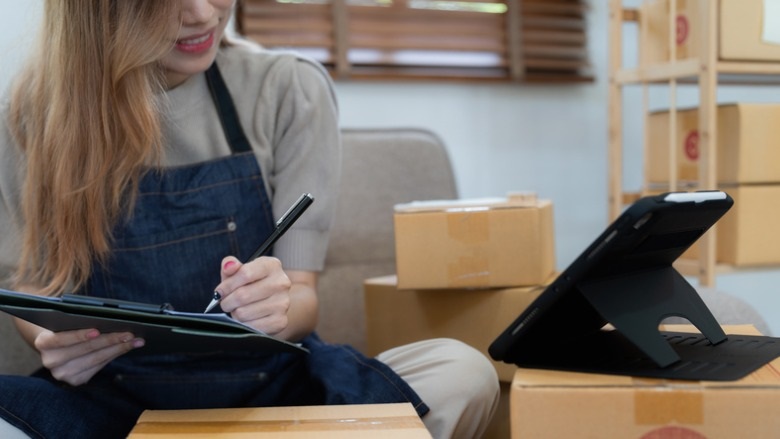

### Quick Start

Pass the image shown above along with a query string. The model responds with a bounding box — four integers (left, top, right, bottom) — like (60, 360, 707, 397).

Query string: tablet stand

(577, 266, 726, 368)
(496, 263, 780, 381)
(492, 192, 780, 381)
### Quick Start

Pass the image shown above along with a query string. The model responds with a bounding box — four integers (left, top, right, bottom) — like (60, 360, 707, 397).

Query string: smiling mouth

(176, 30, 215, 53)
(180, 33, 211, 45)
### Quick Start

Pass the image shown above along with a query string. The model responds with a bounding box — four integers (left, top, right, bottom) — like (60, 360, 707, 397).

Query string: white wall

(0, 1, 39, 89)
(3, 0, 780, 334)
(334, 3, 613, 270)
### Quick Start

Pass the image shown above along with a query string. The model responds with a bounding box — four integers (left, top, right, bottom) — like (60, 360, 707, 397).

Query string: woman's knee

(380, 338, 500, 439)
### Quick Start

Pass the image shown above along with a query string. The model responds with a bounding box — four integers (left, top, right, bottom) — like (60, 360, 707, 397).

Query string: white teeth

(180, 34, 209, 45)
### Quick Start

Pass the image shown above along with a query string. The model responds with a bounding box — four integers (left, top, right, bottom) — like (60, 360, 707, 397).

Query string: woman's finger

(39, 330, 144, 383)
(34, 328, 101, 351)
(47, 336, 145, 386)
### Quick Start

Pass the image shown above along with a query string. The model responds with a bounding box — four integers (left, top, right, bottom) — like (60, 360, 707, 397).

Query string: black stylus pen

(203, 193, 315, 313)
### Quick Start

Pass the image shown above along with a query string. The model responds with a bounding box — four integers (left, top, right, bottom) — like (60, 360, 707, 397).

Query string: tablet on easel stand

(489, 191, 780, 381)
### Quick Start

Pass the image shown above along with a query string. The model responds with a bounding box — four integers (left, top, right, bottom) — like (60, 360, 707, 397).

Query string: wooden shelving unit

(608, 0, 780, 286)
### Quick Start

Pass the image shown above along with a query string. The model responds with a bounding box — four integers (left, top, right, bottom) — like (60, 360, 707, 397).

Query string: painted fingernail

(213, 290, 222, 301)
(224, 261, 236, 271)
(132, 338, 145, 349)
(86, 329, 100, 339)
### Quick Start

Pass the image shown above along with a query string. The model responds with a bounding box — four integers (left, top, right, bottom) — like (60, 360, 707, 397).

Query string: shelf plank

(718, 61, 780, 75)
(614, 60, 780, 85)
(614, 59, 699, 84)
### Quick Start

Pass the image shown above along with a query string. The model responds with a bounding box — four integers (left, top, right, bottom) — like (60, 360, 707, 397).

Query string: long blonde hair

(8, 0, 178, 295)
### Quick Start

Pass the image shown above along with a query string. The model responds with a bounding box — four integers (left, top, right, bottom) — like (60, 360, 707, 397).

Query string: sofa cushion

(315, 128, 458, 352)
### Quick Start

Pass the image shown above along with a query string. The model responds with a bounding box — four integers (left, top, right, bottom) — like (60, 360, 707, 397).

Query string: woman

(0, 1, 499, 438)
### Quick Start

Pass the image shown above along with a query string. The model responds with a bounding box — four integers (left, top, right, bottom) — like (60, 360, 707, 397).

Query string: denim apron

(0, 63, 428, 439)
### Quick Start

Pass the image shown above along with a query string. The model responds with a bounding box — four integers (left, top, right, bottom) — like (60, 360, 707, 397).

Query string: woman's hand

(215, 256, 292, 336)
(33, 327, 144, 386)
(214, 256, 319, 341)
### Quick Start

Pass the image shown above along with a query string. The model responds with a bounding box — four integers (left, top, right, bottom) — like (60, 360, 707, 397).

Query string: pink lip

(175, 30, 215, 54)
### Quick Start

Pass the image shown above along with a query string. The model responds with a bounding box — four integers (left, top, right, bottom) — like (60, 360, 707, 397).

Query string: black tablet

(489, 190, 780, 381)
(0, 289, 308, 356)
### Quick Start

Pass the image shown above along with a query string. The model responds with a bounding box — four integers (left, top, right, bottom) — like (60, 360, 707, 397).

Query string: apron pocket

(113, 217, 236, 252)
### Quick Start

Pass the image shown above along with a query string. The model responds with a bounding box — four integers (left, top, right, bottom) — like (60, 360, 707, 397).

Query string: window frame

(235, 0, 593, 83)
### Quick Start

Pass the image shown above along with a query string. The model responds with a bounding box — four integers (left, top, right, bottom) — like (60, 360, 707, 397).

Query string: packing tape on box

(634, 388, 704, 425)
(446, 210, 490, 286)
(446, 209, 489, 243)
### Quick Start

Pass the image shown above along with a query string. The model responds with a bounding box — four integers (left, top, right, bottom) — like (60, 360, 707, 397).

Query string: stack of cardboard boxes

(648, 104, 780, 266)
(642, 0, 780, 266)
(364, 191, 780, 438)
(363, 193, 556, 437)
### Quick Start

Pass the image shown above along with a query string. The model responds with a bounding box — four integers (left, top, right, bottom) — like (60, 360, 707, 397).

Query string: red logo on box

(684, 130, 699, 161)
(677, 15, 689, 45)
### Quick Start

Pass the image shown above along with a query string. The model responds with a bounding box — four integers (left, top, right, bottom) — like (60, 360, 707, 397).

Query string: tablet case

(489, 191, 780, 381)
(0, 289, 308, 356)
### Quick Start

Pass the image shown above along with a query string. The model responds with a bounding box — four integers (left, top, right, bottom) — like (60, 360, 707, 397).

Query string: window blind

(236, 0, 592, 83)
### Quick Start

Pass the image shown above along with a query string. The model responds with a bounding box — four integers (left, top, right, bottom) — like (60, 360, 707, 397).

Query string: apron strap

(205, 62, 252, 154)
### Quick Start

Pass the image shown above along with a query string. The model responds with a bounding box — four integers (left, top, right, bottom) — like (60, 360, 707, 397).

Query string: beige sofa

(0, 127, 771, 377)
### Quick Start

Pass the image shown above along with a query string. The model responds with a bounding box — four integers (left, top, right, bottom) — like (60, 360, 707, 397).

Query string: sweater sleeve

(263, 56, 341, 272)
(0, 101, 25, 285)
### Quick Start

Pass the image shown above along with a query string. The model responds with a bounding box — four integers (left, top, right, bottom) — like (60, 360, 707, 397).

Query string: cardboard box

(393, 194, 555, 289)
(128, 403, 431, 438)
(720, 0, 780, 62)
(683, 185, 780, 266)
(364, 275, 551, 438)
(364, 274, 551, 382)
(509, 325, 780, 439)
(642, 0, 701, 66)
(643, 0, 780, 64)
(647, 104, 780, 184)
